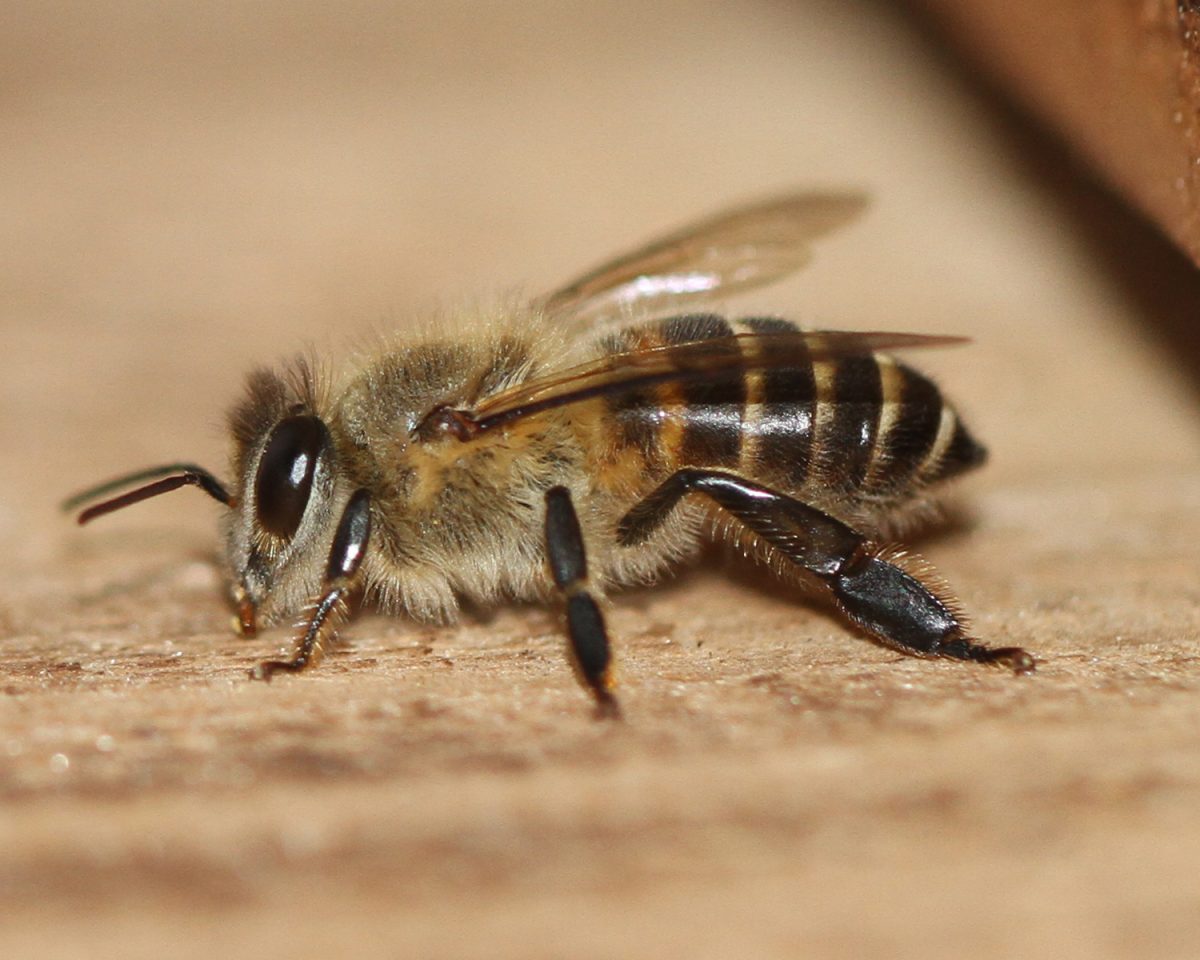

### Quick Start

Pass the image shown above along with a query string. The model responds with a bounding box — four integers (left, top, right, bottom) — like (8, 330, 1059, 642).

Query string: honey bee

(66, 193, 1034, 716)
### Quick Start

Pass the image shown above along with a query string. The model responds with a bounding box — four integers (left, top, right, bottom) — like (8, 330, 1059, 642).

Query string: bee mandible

(66, 193, 1034, 716)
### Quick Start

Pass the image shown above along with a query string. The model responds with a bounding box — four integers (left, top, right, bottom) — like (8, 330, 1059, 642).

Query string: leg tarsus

(938, 638, 1035, 674)
(249, 588, 346, 682)
(593, 690, 623, 721)
(249, 657, 310, 682)
(832, 548, 1034, 672)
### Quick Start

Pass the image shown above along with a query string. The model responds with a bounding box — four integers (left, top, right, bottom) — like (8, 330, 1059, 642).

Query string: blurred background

(4, 0, 1199, 526)
(6, 0, 1197, 538)
(3, 2, 1200, 957)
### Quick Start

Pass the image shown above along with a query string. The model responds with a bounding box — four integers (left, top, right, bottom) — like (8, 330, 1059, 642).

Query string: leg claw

(249, 659, 307, 682)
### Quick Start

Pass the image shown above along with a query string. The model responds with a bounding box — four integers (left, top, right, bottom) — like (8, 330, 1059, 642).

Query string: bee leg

(251, 489, 372, 681)
(619, 469, 1034, 673)
(544, 486, 621, 718)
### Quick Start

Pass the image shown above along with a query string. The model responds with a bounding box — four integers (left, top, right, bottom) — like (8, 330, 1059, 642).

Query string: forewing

(433, 330, 964, 438)
(539, 192, 869, 331)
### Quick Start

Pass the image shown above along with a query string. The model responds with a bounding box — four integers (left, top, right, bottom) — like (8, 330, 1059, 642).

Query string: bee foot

(593, 692, 623, 722)
(937, 638, 1036, 675)
(982, 646, 1036, 675)
(249, 658, 307, 682)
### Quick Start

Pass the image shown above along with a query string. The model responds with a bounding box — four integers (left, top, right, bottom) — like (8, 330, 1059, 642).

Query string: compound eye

(254, 415, 328, 539)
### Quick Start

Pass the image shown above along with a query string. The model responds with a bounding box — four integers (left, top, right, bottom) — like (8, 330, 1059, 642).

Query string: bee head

(223, 364, 353, 634)
(64, 362, 352, 637)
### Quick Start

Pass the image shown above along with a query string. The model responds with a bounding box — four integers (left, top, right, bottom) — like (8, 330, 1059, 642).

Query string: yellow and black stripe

(598, 313, 984, 498)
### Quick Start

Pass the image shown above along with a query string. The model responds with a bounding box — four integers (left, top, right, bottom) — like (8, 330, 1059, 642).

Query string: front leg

(619, 469, 1034, 673)
(252, 488, 372, 680)
(544, 486, 620, 718)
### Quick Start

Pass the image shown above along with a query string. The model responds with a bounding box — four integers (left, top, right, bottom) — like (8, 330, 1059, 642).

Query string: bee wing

(537, 192, 869, 331)
(429, 329, 965, 439)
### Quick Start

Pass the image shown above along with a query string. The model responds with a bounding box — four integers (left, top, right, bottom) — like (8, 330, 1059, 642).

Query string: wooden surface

(914, 0, 1200, 267)
(3, 2, 1200, 957)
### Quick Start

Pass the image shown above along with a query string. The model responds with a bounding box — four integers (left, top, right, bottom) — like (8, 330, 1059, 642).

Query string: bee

(65, 192, 1034, 716)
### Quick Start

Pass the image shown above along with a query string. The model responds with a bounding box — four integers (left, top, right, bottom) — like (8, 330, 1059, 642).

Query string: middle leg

(544, 485, 620, 717)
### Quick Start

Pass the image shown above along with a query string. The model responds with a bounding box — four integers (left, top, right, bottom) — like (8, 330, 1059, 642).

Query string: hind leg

(619, 469, 1033, 672)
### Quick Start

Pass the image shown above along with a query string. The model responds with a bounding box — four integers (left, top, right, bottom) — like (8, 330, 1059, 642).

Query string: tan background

(916, 0, 1200, 268)
(4, 2, 1200, 957)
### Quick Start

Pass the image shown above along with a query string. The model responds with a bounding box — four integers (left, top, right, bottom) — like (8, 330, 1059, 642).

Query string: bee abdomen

(600, 314, 984, 495)
(863, 356, 965, 491)
(738, 316, 817, 487)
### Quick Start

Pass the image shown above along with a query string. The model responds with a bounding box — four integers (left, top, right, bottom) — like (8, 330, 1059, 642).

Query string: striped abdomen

(599, 314, 985, 501)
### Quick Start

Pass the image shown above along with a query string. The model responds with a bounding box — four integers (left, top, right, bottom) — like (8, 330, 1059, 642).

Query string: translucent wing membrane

(62, 463, 232, 524)
(538, 192, 869, 330)
(419, 329, 966, 440)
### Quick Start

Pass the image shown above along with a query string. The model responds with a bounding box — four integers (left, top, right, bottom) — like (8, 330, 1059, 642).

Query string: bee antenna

(62, 463, 233, 525)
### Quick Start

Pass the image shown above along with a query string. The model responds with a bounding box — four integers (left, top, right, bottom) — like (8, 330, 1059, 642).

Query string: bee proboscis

(66, 192, 1034, 716)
